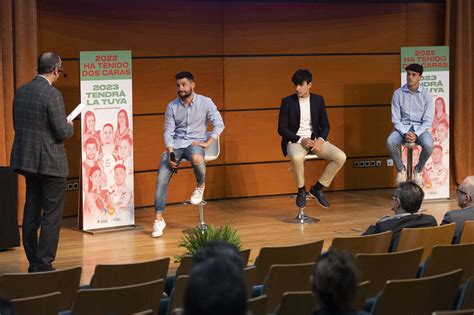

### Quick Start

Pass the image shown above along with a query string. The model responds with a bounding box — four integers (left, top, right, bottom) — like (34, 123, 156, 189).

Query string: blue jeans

(386, 130, 434, 173)
(154, 145, 206, 213)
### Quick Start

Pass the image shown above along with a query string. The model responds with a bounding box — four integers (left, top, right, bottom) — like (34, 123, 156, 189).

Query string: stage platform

(0, 189, 457, 285)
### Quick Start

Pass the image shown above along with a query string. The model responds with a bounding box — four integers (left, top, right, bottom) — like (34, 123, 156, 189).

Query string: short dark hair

(192, 240, 244, 270)
(312, 249, 359, 312)
(37, 51, 61, 74)
(405, 63, 424, 75)
(395, 181, 425, 214)
(184, 258, 247, 315)
(291, 69, 312, 85)
(175, 71, 194, 81)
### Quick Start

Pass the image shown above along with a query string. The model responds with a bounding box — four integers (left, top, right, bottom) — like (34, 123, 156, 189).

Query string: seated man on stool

(386, 63, 434, 185)
(278, 69, 346, 209)
(362, 181, 437, 251)
(152, 71, 224, 238)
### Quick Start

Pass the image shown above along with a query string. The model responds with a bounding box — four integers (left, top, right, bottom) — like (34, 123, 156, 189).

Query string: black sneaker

(309, 186, 330, 208)
(296, 188, 307, 208)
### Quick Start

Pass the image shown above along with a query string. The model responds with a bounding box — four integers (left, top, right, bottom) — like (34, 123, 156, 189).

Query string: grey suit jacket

(11, 76, 74, 178)
(442, 205, 474, 243)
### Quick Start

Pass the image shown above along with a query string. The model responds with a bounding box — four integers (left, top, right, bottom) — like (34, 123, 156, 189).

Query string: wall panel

(224, 55, 400, 110)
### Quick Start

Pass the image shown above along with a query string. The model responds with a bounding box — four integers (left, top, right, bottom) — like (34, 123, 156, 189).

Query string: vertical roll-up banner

(401, 46, 450, 200)
(80, 51, 135, 231)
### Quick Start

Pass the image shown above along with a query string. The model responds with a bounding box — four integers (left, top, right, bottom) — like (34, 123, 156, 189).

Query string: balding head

(37, 52, 62, 74)
(458, 176, 474, 208)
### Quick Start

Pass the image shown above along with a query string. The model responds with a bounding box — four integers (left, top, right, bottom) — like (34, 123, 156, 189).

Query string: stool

(284, 153, 320, 224)
(401, 142, 416, 181)
(183, 133, 220, 232)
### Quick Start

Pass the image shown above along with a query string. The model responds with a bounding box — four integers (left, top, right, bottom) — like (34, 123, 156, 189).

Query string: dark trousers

(22, 172, 66, 269)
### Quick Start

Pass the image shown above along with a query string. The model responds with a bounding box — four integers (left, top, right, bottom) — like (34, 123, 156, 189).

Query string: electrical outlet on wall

(387, 159, 394, 167)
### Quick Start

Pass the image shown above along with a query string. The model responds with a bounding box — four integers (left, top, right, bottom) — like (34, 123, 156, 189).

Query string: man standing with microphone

(11, 52, 74, 272)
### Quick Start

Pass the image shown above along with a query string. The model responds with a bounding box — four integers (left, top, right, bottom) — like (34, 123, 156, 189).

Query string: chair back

(460, 221, 474, 244)
(263, 262, 315, 314)
(90, 257, 170, 288)
(244, 266, 258, 298)
(0, 266, 81, 311)
(355, 247, 423, 297)
(254, 240, 323, 284)
(331, 231, 392, 255)
(71, 279, 164, 315)
(423, 243, 474, 283)
(396, 224, 456, 261)
(175, 256, 193, 278)
(275, 291, 315, 315)
(353, 281, 371, 311)
(456, 276, 474, 309)
(204, 133, 220, 162)
(433, 310, 474, 315)
(247, 295, 267, 315)
(240, 248, 251, 266)
(372, 269, 463, 315)
(10, 291, 61, 315)
(168, 275, 190, 314)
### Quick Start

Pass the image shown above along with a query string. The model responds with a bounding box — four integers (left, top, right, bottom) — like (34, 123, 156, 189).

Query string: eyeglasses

(456, 187, 469, 196)
(56, 65, 64, 73)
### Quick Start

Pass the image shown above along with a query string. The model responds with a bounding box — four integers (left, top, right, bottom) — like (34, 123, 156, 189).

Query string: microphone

(169, 152, 178, 174)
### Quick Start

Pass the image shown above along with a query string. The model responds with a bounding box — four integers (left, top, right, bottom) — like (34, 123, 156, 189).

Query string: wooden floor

(0, 189, 457, 285)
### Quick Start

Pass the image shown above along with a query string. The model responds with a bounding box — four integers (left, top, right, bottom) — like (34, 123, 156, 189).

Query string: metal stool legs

(197, 200, 208, 231)
(284, 196, 320, 224)
(402, 143, 415, 181)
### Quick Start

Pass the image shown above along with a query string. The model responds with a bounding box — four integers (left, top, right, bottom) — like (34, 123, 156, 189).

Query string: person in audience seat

(362, 181, 437, 251)
(441, 176, 474, 243)
(312, 249, 368, 315)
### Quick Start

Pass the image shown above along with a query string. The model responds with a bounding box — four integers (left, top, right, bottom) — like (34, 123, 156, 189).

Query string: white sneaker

(413, 171, 423, 186)
(190, 187, 205, 205)
(151, 219, 166, 238)
(396, 169, 407, 184)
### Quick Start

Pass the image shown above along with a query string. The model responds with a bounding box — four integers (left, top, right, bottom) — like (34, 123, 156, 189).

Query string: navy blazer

(277, 93, 330, 156)
(11, 76, 74, 178)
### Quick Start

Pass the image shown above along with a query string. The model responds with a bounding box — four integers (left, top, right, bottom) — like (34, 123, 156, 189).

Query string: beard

(178, 90, 192, 99)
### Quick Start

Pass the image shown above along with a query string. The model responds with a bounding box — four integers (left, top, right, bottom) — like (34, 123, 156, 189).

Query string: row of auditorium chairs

(2, 221, 474, 314)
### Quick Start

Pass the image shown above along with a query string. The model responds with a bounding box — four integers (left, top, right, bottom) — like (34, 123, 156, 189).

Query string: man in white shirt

(278, 69, 346, 209)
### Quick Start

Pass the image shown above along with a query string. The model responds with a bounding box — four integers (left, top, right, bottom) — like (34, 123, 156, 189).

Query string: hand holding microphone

(169, 152, 178, 174)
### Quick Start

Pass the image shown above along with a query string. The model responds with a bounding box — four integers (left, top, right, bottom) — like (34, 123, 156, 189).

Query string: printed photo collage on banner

(80, 51, 134, 230)
(400, 46, 450, 199)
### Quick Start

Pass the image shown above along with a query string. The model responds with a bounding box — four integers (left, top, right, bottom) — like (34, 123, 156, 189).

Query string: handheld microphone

(169, 152, 178, 174)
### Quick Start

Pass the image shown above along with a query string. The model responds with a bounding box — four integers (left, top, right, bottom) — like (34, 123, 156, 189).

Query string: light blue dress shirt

(164, 93, 224, 149)
(391, 84, 434, 137)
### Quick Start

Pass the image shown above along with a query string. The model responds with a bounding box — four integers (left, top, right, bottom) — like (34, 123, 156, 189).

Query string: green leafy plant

(175, 224, 241, 262)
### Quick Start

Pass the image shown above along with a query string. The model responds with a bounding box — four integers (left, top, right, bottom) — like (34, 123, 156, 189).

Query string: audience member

(177, 241, 247, 315)
(441, 176, 474, 243)
(312, 249, 368, 315)
(362, 181, 437, 250)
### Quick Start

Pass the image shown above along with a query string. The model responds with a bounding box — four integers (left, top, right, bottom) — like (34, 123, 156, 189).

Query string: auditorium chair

(421, 243, 474, 284)
(274, 291, 315, 315)
(355, 247, 423, 297)
(253, 240, 323, 284)
(244, 266, 258, 298)
(247, 295, 267, 315)
(90, 257, 170, 288)
(395, 223, 456, 261)
(330, 230, 392, 255)
(167, 275, 189, 315)
(262, 262, 315, 314)
(10, 291, 61, 315)
(0, 266, 81, 312)
(456, 277, 474, 309)
(370, 269, 463, 315)
(459, 221, 474, 244)
(433, 310, 474, 315)
(71, 279, 164, 315)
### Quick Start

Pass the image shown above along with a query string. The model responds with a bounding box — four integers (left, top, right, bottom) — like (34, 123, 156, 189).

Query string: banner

(400, 46, 449, 199)
(80, 51, 134, 230)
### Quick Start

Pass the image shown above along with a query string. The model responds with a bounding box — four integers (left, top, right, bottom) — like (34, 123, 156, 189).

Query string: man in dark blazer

(441, 176, 474, 243)
(11, 52, 74, 272)
(362, 181, 437, 251)
(278, 69, 346, 208)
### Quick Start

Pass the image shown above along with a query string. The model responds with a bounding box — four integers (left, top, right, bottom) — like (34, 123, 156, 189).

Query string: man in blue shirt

(386, 63, 434, 185)
(152, 71, 224, 238)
